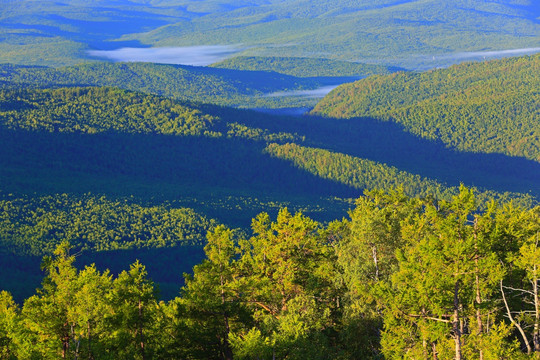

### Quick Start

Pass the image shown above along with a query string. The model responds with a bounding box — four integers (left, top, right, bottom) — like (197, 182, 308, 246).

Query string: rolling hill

(0, 0, 538, 68)
(312, 54, 540, 162)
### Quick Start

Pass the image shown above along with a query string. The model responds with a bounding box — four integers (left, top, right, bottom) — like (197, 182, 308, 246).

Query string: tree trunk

(62, 324, 70, 359)
(453, 281, 462, 360)
(220, 269, 233, 360)
(500, 280, 531, 354)
(473, 217, 484, 360)
(138, 297, 145, 360)
(533, 266, 540, 352)
(87, 319, 93, 360)
(432, 343, 438, 360)
(371, 245, 380, 282)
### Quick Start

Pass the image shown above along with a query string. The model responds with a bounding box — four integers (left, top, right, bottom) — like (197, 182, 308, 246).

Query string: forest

(1, 62, 539, 309)
(1, 187, 539, 359)
(0, 1, 539, 357)
(210, 56, 398, 78)
(0, 62, 334, 108)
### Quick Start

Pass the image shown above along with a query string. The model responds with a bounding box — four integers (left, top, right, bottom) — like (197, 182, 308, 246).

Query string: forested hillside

(1, 188, 539, 359)
(1, 80, 537, 302)
(133, 0, 539, 66)
(2, 85, 536, 211)
(0, 193, 214, 301)
(0, 62, 328, 108)
(264, 142, 533, 206)
(1, 1, 539, 358)
(313, 54, 540, 162)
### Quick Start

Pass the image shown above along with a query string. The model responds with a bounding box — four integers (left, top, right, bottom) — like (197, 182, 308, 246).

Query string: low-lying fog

(87, 45, 242, 66)
(437, 47, 540, 61)
(264, 85, 341, 99)
(405, 47, 540, 70)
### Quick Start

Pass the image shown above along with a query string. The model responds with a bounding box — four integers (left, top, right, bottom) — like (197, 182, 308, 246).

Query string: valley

(0, 1, 539, 358)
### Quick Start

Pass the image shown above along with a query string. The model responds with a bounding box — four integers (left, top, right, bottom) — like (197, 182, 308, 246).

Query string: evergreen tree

(379, 187, 510, 359)
(336, 188, 420, 358)
(231, 209, 342, 359)
(175, 225, 248, 360)
(21, 242, 80, 359)
(107, 261, 158, 360)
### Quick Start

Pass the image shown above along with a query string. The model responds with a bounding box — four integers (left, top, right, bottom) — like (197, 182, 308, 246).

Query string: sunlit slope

(1, 85, 537, 215)
(0, 86, 357, 224)
(312, 54, 540, 162)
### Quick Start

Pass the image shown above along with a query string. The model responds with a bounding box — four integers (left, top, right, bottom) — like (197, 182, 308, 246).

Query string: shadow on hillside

(0, 128, 360, 201)
(204, 105, 540, 197)
(0, 245, 205, 303)
(304, 116, 540, 196)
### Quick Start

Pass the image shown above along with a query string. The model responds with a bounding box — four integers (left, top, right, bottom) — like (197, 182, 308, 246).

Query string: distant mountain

(312, 54, 540, 163)
(0, 0, 538, 68)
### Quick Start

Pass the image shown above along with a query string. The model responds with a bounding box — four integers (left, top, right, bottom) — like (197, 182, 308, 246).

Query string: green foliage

(174, 225, 247, 359)
(14, 244, 164, 359)
(107, 261, 159, 360)
(21, 243, 83, 359)
(0, 86, 222, 136)
(2, 189, 540, 358)
(1, 0, 538, 68)
(211, 56, 397, 77)
(0, 193, 215, 256)
(378, 187, 513, 358)
(123, 0, 540, 69)
(0, 291, 18, 360)
(313, 54, 540, 162)
(232, 208, 343, 359)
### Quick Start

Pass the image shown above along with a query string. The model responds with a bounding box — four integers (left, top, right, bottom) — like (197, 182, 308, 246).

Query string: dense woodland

(210, 56, 397, 77)
(1, 188, 539, 359)
(313, 54, 540, 162)
(1, 85, 536, 206)
(0, 69, 538, 311)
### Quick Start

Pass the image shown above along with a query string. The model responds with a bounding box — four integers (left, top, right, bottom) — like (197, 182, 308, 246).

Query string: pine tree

(107, 261, 158, 360)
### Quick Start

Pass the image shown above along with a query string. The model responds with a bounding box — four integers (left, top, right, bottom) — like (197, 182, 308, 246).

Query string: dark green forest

(1, 188, 540, 359)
